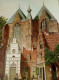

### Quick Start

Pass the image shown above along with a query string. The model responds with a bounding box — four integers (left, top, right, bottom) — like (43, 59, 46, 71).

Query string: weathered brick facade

(0, 5, 59, 80)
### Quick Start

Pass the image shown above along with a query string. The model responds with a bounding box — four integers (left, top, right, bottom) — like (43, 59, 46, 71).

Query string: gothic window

(14, 23, 21, 41)
(41, 19, 47, 32)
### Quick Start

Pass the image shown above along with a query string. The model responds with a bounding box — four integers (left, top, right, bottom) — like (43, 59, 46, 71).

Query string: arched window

(14, 23, 21, 41)
(41, 18, 47, 32)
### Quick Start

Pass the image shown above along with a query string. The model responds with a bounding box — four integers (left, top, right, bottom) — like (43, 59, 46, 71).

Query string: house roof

(7, 8, 26, 24)
(43, 33, 59, 51)
(34, 5, 56, 20)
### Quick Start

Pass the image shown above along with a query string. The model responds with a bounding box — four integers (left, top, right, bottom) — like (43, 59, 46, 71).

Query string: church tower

(27, 5, 32, 19)
(26, 6, 32, 50)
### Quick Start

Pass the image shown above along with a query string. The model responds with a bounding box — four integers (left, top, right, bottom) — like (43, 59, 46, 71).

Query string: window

(39, 41, 43, 49)
(24, 67, 29, 80)
(39, 67, 45, 80)
(41, 19, 47, 32)
(32, 67, 38, 78)
(40, 53, 42, 59)
(40, 44, 43, 49)
(39, 68, 42, 76)
(27, 54, 31, 61)
(36, 67, 39, 75)
(25, 67, 28, 72)
(14, 23, 21, 41)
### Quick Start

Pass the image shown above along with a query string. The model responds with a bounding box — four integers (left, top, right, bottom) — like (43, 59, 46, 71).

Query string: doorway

(52, 64, 57, 80)
(10, 67, 16, 80)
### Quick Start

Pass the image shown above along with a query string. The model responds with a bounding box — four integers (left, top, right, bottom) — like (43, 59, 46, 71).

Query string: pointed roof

(27, 5, 32, 13)
(34, 5, 56, 20)
(27, 5, 32, 19)
(7, 8, 26, 24)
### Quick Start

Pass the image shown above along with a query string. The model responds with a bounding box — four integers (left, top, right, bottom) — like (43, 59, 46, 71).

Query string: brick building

(0, 5, 59, 80)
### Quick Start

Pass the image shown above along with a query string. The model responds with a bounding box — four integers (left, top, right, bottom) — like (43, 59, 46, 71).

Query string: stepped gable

(34, 5, 56, 20)
(7, 8, 26, 24)
(21, 48, 37, 61)
(43, 33, 59, 51)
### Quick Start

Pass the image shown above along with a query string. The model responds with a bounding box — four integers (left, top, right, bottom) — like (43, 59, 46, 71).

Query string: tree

(0, 16, 7, 28)
(44, 44, 59, 80)
(44, 44, 59, 65)
(0, 16, 7, 47)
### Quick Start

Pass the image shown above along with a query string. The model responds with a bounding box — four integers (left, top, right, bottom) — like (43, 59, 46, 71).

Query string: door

(43, 67, 45, 80)
(52, 64, 57, 80)
(10, 67, 16, 80)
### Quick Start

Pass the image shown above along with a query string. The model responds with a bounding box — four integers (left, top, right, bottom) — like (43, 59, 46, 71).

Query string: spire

(19, 4, 20, 10)
(43, 0, 44, 6)
(27, 4, 32, 13)
(27, 5, 32, 19)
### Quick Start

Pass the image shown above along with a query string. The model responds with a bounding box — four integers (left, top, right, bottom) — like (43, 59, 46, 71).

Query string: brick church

(0, 4, 59, 80)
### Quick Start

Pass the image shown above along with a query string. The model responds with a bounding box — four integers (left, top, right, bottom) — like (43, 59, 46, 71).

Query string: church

(0, 4, 59, 80)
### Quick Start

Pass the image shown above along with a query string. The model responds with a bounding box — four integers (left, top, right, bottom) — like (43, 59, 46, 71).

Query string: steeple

(27, 5, 32, 19)
(43, 0, 44, 6)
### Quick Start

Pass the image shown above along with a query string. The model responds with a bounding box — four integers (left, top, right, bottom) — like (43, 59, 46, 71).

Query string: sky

(0, 0, 59, 22)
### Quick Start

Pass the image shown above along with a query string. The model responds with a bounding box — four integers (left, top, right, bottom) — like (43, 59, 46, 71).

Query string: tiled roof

(43, 33, 59, 51)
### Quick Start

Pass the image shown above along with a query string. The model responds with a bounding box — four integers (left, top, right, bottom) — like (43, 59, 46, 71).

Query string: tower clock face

(12, 49, 16, 53)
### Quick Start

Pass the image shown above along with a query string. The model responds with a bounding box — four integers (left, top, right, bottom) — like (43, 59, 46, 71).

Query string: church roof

(34, 5, 56, 20)
(7, 8, 26, 24)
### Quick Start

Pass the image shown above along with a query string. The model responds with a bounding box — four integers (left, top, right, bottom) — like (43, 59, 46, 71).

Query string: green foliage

(0, 16, 7, 47)
(0, 16, 7, 28)
(44, 44, 59, 66)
